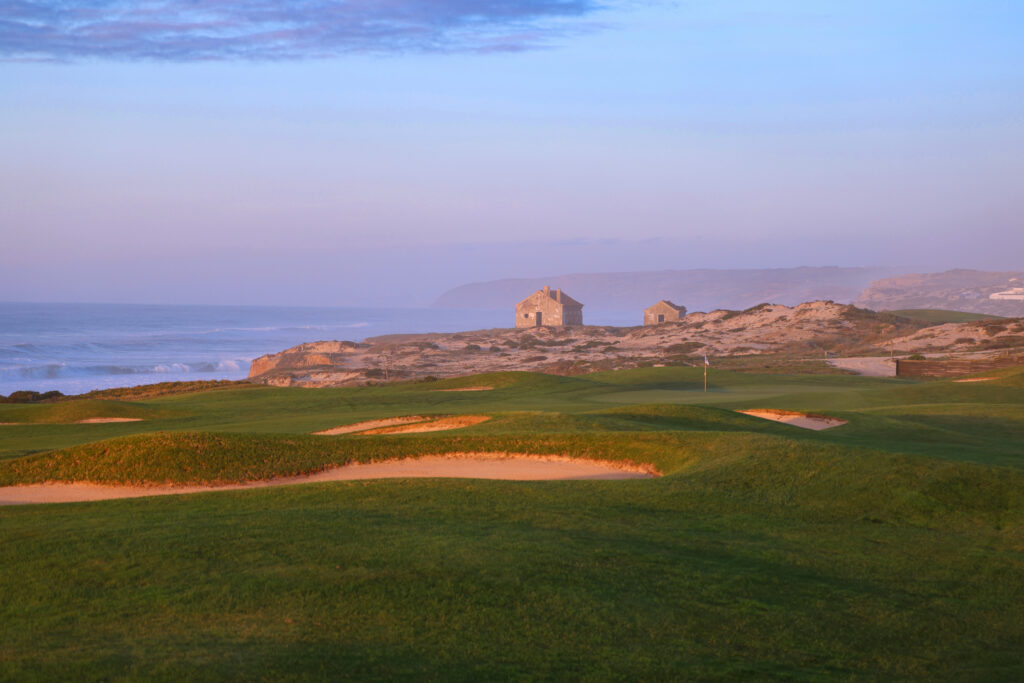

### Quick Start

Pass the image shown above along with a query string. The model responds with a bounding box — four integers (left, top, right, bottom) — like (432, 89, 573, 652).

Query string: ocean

(0, 302, 512, 397)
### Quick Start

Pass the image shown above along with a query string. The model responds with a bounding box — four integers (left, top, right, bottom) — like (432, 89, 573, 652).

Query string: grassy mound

(71, 379, 254, 400)
(889, 308, 1004, 323)
(0, 429, 752, 485)
(0, 399, 175, 425)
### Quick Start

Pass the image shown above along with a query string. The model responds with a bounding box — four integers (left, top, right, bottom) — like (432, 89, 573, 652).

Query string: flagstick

(704, 363, 708, 392)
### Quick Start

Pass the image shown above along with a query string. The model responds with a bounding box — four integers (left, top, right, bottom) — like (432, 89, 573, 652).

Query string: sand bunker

(314, 416, 428, 435)
(433, 386, 494, 392)
(359, 415, 490, 434)
(737, 409, 847, 430)
(953, 377, 997, 383)
(316, 415, 490, 435)
(1, 418, 143, 426)
(0, 453, 656, 506)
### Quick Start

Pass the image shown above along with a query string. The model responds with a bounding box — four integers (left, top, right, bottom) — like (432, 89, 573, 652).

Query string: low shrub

(0, 390, 64, 404)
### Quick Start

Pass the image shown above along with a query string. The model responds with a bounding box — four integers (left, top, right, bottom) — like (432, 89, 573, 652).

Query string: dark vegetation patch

(981, 322, 1009, 336)
(0, 390, 65, 404)
(980, 335, 1024, 349)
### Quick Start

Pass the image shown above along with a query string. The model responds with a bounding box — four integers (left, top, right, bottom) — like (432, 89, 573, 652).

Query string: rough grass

(0, 429, 786, 485)
(69, 379, 255, 400)
(0, 398, 175, 425)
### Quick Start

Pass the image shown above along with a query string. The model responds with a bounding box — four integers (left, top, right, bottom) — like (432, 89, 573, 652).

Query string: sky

(2, 0, 1022, 306)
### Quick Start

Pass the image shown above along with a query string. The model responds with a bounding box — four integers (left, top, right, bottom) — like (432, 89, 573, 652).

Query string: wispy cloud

(0, 0, 606, 61)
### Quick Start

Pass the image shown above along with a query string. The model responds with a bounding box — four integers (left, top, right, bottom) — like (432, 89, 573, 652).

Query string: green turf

(888, 308, 1004, 323)
(2, 366, 1024, 679)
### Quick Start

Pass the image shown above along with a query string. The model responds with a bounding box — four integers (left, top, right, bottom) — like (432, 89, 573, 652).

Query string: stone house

(643, 300, 687, 326)
(990, 287, 1024, 301)
(515, 286, 584, 328)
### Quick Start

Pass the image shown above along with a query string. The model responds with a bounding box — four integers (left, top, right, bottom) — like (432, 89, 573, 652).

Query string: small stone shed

(643, 300, 687, 326)
(515, 286, 584, 328)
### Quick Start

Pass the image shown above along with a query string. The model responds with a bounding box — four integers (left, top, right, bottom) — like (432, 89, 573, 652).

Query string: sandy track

(953, 377, 996, 383)
(1, 418, 144, 426)
(0, 454, 656, 506)
(737, 409, 847, 430)
(827, 357, 896, 377)
(433, 386, 494, 392)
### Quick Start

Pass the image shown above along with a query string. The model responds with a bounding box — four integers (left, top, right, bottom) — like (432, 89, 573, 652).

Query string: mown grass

(2, 448, 1022, 679)
(888, 308, 1004, 323)
(2, 365, 1024, 678)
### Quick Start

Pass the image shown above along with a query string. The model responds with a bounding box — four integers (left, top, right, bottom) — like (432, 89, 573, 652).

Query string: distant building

(990, 287, 1024, 301)
(643, 300, 687, 326)
(515, 286, 583, 328)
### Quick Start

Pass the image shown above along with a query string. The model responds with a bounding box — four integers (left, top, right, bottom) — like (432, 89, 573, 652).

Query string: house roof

(517, 288, 584, 308)
(646, 300, 685, 312)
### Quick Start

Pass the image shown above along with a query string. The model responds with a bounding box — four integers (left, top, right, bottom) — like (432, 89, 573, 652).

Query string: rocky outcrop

(246, 301, 962, 387)
(248, 341, 362, 380)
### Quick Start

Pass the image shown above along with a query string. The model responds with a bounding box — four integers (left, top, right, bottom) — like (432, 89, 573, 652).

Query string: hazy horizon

(3, 1, 1022, 307)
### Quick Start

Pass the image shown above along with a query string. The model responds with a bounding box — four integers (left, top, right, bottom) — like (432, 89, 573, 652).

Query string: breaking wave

(0, 302, 507, 395)
(0, 359, 250, 381)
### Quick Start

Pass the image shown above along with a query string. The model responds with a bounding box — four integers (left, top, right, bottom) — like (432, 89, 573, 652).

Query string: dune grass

(2, 366, 1024, 678)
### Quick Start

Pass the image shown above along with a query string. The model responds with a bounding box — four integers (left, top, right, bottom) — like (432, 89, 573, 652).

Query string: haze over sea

(0, 302, 518, 396)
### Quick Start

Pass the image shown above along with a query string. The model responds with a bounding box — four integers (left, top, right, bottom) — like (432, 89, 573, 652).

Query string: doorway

(535, 311, 542, 326)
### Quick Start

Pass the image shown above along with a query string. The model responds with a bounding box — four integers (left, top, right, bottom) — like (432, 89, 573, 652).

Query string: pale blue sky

(1, 1, 1022, 305)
